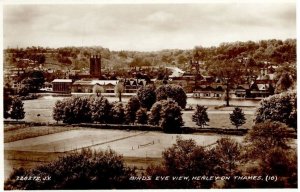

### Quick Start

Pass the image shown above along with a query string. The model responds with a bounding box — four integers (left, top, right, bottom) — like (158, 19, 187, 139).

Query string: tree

(146, 137, 217, 188)
(212, 137, 241, 174)
(148, 101, 163, 126)
(207, 59, 243, 106)
(4, 83, 13, 119)
(192, 105, 209, 128)
(155, 84, 187, 109)
(110, 102, 125, 124)
(259, 147, 297, 178)
(241, 120, 297, 188)
(159, 100, 184, 133)
(244, 120, 291, 158)
(93, 84, 105, 96)
(135, 108, 148, 125)
(28, 70, 45, 92)
(114, 81, 125, 102)
(124, 96, 140, 124)
(10, 97, 25, 121)
(18, 86, 30, 97)
(90, 96, 112, 123)
(5, 149, 139, 190)
(255, 91, 296, 130)
(53, 100, 65, 123)
(275, 72, 293, 93)
(52, 96, 111, 124)
(229, 107, 246, 129)
(136, 84, 156, 110)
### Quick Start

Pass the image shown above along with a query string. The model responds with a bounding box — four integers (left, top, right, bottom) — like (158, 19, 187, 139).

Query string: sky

(3, 1, 296, 51)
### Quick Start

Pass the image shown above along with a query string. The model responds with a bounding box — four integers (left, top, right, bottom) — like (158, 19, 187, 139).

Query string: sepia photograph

(2, 0, 297, 190)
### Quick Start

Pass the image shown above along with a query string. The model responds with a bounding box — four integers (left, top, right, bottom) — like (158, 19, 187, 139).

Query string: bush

(255, 91, 296, 130)
(155, 84, 187, 109)
(4, 149, 139, 190)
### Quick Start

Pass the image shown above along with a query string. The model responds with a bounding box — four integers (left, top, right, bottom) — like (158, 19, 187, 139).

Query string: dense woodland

(4, 39, 296, 72)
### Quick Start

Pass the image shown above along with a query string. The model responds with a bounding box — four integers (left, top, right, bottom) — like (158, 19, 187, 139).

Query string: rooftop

(52, 79, 72, 83)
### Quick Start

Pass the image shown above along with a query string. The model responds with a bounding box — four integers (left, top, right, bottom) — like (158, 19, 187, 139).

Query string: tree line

(53, 84, 186, 133)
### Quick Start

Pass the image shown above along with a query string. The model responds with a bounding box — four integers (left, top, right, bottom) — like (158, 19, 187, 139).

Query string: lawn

(4, 126, 80, 143)
(183, 112, 255, 129)
(4, 127, 244, 179)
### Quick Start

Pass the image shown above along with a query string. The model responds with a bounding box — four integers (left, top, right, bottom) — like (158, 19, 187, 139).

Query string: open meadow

(4, 126, 244, 179)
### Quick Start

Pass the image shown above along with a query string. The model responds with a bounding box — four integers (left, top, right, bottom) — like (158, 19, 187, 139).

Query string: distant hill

(4, 38, 296, 72)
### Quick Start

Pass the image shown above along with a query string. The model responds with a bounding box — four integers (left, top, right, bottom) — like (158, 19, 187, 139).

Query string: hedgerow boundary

(4, 121, 296, 138)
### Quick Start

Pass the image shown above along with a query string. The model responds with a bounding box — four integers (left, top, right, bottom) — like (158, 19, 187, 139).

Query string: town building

(52, 79, 73, 93)
(72, 80, 119, 93)
(90, 55, 101, 79)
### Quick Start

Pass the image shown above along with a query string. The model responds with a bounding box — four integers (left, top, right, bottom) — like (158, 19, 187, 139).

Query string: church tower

(90, 55, 101, 79)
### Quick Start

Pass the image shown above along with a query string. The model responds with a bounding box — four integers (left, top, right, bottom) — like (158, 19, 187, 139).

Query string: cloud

(3, 3, 296, 51)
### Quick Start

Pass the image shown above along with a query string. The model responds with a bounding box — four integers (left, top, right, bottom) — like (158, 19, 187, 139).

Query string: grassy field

(4, 127, 244, 179)
(183, 112, 255, 129)
(4, 126, 80, 143)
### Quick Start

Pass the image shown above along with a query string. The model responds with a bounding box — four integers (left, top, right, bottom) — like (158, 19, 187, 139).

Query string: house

(72, 80, 119, 93)
(250, 80, 274, 98)
(52, 79, 73, 93)
(124, 79, 147, 93)
(235, 84, 250, 98)
(193, 84, 226, 98)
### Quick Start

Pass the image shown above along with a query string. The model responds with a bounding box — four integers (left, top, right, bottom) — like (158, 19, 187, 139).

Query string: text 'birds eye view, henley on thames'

(2, 0, 297, 190)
